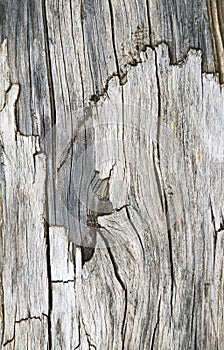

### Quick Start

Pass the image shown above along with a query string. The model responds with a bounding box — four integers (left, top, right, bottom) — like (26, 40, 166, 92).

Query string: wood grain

(0, 1, 223, 349)
(0, 51, 48, 347)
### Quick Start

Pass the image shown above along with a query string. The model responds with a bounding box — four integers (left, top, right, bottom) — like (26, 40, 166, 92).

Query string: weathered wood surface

(0, 1, 224, 349)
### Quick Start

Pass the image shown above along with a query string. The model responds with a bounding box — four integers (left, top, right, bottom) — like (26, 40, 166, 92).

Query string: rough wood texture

(0, 1, 224, 349)
(0, 41, 48, 348)
(207, 0, 224, 82)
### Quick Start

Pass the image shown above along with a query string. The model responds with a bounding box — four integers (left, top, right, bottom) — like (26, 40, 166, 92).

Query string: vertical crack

(42, 0, 56, 127)
(42, 0, 57, 223)
(145, 0, 152, 45)
(190, 285, 196, 346)
(125, 207, 145, 259)
(41, 4, 57, 346)
(74, 310, 81, 349)
(154, 49, 161, 149)
(154, 48, 174, 317)
(108, 0, 120, 77)
(100, 234, 127, 348)
(210, 197, 217, 270)
(152, 143, 164, 212)
(0, 183, 4, 347)
(44, 220, 52, 350)
(108, 246, 128, 348)
(1, 278, 5, 347)
(42, 2, 55, 348)
(163, 192, 174, 317)
(150, 296, 161, 349)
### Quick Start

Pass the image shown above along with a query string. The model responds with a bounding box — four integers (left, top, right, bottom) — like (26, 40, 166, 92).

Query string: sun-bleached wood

(0, 41, 48, 348)
(0, 1, 223, 349)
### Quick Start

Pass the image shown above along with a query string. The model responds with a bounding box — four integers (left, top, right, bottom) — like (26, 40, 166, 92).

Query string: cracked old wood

(0, 1, 224, 349)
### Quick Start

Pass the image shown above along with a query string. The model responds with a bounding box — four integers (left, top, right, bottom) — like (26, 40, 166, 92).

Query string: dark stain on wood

(0, 4, 5, 26)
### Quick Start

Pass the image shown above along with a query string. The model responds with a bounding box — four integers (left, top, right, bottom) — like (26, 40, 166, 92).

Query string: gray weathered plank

(0, 42, 49, 348)
(0, 1, 224, 349)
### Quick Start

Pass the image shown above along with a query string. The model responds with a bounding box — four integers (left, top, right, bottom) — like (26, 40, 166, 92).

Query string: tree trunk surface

(0, 1, 223, 349)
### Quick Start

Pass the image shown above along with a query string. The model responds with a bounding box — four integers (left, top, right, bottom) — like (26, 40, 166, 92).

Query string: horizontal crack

(51, 280, 74, 284)
(15, 315, 41, 323)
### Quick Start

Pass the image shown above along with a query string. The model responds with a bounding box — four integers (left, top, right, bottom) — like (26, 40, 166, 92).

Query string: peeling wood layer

(0, 0, 222, 135)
